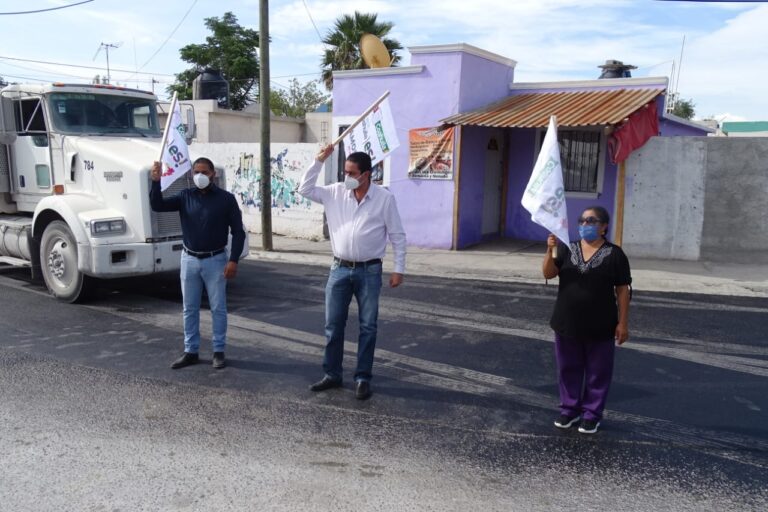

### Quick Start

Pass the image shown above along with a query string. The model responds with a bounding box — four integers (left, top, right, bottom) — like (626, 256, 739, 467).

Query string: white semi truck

(0, 82, 218, 302)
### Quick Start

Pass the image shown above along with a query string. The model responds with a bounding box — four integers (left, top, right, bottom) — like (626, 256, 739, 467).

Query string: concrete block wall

(623, 137, 707, 260)
(623, 136, 768, 262)
(700, 137, 768, 262)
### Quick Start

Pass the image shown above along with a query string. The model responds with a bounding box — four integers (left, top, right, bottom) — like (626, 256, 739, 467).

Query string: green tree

(168, 12, 259, 111)
(320, 11, 403, 90)
(672, 98, 695, 120)
(270, 79, 330, 118)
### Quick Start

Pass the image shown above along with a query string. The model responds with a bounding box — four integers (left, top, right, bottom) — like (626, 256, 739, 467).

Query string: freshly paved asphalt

(0, 259, 766, 511)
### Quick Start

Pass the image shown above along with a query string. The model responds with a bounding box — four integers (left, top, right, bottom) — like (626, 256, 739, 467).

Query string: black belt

(183, 246, 226, 259)
(334, 257, 382, 268)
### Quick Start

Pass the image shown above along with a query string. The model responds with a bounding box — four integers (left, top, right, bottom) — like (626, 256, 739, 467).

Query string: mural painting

(192, 143, 326, 240)
(230, 149, 314, 212)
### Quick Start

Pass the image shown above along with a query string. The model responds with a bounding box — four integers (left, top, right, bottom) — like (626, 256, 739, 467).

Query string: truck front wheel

(40, 220, 92, 303)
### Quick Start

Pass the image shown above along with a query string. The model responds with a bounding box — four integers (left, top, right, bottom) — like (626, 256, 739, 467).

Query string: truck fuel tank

(0, 216, 33, 260)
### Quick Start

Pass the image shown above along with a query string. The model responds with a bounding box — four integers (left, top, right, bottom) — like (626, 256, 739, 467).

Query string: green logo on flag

(375, 121, 389, 152)
(526, 157, 559, 196)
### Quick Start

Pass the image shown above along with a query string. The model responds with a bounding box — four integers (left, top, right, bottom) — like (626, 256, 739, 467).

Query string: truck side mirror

(184, 107, 196, 144)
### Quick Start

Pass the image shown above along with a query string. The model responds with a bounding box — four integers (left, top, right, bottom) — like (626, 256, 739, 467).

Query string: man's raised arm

(297, 145, 334, 204)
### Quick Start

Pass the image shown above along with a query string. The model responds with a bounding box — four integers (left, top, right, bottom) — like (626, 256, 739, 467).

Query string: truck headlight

(91, 218, 126, 236)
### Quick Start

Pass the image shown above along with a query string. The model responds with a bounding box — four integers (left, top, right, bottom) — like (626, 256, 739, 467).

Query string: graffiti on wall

(193, 142, 325, 239)
(228, 148, 314, 213)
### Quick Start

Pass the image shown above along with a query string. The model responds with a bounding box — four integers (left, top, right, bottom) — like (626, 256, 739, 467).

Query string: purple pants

(554, 333, 615, 421)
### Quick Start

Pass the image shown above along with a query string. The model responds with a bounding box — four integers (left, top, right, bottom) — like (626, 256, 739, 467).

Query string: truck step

(0, 255, 31, 269)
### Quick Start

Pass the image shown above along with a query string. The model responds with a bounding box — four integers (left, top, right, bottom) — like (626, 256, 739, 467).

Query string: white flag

(521, 116, 570, 247)
(160, 98, 192, 191)
(342, 97, 400, 166)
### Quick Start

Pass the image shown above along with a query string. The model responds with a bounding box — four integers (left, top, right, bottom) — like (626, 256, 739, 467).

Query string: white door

(10, 97, 52, 211)
(482, 130, 504, 235)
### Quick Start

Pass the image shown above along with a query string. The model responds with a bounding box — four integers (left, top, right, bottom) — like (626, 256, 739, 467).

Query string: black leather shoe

(212, 352, 226, 369)
(171, 352, 199, 369)
(355, 381, 372, 400)
(309, 376, 342, 392)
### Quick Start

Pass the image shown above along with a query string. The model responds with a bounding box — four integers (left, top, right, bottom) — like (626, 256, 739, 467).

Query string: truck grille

(149, 171, 225, 238)
(150, 171, 190, 237)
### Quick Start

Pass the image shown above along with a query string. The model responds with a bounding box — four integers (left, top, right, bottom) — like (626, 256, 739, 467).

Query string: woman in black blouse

(542, 206, 631, 434)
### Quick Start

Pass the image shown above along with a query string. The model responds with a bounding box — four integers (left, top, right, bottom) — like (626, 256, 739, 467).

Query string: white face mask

(344, 176, 361, 190)
(193, 173, 210, 189)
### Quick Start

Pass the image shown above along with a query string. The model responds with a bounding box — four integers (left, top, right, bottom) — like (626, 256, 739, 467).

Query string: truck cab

(0, 83, 202, 302)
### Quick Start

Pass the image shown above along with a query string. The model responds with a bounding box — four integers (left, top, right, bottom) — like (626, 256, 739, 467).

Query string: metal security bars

(558, 130, 601, 193)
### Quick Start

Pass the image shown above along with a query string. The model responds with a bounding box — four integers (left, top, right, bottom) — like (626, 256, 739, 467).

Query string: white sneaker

(578, 419, 601, 434)
(554, 414, 580, 429)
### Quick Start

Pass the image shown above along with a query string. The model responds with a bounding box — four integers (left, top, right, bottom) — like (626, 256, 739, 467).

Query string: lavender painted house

(331, 44, 710, 250)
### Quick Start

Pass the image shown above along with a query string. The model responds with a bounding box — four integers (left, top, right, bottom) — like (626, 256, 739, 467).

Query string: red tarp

(609, 101, 659, 164)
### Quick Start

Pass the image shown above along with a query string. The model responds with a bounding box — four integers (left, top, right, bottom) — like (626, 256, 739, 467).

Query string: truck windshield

(47, 92, 161, 136)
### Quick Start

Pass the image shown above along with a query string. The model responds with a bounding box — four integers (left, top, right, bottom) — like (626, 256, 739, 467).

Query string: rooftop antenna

(667, 60, 676, 112)
(93, 41, 122, 84)
(133, 37, 139, 89)
(674, 35, 685, 102)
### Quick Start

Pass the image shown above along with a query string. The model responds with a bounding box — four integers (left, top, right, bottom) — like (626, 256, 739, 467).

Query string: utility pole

(259, 0, 273, 250)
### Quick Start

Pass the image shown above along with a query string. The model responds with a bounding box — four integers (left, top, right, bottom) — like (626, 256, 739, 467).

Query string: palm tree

(321, 11, 403, 91)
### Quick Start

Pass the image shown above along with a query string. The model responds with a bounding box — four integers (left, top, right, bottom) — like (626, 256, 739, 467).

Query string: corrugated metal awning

(441, 88, 663, 128)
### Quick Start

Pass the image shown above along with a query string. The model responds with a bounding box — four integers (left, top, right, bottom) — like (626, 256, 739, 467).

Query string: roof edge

(408, 43, 517, 68)
(332, 65, 425, 79)
(509, 76, 668, 90)
(664, 112, 716, 133)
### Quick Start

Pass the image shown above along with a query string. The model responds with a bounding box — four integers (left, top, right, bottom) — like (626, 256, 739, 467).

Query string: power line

(0, 0, 94, 15)
(131, 0, 198, 76)
(0, 55, 174, 76)
(0, 63, 169, 84)
(271, 72, 319, 80)
(301, 0, 324, 43)
(0, 73, 48, 82)
(0, 58, 93, 80)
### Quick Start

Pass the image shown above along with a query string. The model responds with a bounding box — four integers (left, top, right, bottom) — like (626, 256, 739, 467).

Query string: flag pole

(157, 91, 178, 164)
(331, 90, 390, 147)
(614, 160, 627, 246)
(551, 114, 559, 260)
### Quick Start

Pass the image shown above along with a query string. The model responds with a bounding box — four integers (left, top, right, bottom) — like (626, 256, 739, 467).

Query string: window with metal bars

(539, 129, 602, 193)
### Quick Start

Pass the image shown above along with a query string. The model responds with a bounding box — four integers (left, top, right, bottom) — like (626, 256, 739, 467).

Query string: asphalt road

(0, 259, 766, 511)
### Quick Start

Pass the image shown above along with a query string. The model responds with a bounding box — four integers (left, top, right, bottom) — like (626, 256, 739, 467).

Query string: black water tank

(194, 68, 230, 109)
(598, 60, 636, 79)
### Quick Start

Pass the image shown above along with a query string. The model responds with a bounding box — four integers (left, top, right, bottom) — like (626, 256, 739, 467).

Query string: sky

(1, 0, 767, 122)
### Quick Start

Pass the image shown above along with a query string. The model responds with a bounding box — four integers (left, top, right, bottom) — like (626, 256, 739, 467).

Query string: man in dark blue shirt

(150, 157, 246, 370)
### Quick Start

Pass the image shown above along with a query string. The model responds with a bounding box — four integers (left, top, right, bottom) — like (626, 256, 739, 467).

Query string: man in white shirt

(298, 145, 406, 400)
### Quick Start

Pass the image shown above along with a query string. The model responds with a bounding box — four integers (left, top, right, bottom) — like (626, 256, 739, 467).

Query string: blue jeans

(180, 251, 228, 354)
(323, 260, 383, 383)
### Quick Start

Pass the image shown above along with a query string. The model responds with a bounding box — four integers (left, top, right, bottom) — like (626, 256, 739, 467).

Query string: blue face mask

(579, 224, 601, 242)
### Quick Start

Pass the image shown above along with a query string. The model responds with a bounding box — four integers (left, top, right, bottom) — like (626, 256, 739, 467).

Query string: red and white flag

(160, 94, 192, 191)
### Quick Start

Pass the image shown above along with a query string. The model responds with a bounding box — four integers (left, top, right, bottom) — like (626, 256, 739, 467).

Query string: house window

(539, 129, 602, 194)
(337, 125, 350, 182)
(559, 130, 601, 193)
